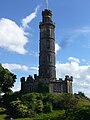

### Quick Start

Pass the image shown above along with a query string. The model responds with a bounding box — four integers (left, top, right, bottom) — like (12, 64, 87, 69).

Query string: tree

(44, 102, 53, 113)
(74, 106, 90, 120)
(35, 100, 44, 113)
(0, 64, 16, 94)
(10, 98, 29, 118)
(62, 94, 78, 119)
(78, 92, 86, 97)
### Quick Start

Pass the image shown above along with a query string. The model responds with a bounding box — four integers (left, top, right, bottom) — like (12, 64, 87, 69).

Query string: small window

(47, 69, 50, 78)
(47, 41, 50, 49)
(47, 29, 51, 37)
(47, 54, 52, 63)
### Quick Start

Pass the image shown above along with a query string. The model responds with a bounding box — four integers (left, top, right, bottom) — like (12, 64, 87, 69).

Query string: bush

(74, 106, 90, 120)
(10, 98, 35, 118)
(78, 92, 86, 97)
(44, 102, 53, 113)
(3, 91, 22, 106)
(21, 93, 38, 111)
(35, 100, 44, 113)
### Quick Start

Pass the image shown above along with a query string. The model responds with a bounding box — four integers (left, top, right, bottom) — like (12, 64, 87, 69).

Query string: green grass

(0, 107, 7, 120)
(77, 96, 90, 107)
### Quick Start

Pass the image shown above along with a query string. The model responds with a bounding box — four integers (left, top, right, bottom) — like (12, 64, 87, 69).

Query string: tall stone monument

(20, 7, 73, 94)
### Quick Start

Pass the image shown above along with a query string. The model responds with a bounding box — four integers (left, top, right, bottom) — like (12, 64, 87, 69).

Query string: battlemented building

(21, 9, 73, 94)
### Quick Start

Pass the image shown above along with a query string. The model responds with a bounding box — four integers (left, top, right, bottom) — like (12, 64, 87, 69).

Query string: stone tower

(20, 8, 73, 94)
(39, 9, 56, 81)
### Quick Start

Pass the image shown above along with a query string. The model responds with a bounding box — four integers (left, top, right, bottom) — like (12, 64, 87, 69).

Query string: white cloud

(12, 82, 21, 92)
(2, 63, 29, 71)
(2, 63, 38, 73)
(0, 18, 28, 54)
(56, 57, 90, 98)
(55, 43, 61, 54)
(0, 5, 40, 54)
(30, 67, 38, 71)
(22, 5, 40, 29)
(68, 57, 80, 63)
(29, 67, 38, 75)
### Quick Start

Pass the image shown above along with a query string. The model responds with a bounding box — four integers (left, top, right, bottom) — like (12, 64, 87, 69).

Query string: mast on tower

(46, 0, 48, 9)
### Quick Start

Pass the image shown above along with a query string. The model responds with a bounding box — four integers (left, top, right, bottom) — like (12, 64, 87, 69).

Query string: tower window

(47, 29, 51, 37)
(47, 41, 50, 49)
(50, 55, 52, 62)
(47, 54, 50, 62)
(47, 54, 52, 63)
(47, 69, 50, 78)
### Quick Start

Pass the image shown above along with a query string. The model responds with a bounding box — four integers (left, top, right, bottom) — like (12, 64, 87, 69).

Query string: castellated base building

(21, 9, 73, 94)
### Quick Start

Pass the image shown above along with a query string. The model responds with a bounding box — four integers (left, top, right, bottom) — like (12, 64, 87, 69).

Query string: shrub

(10, 98, 35, 118)
(74, 106, 90, 120)
(44, 102, 53, 113)
(35, 100, 44, 113)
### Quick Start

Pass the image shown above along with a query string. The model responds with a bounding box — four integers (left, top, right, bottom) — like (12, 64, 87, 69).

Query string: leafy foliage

(44, 102, 53, 113)
(74, 105, 90, 120)
(0, 64, 16, 94)
(10, 98, 35, 118)
(1, 92, 90, 119)
(35, 100, 44, 113)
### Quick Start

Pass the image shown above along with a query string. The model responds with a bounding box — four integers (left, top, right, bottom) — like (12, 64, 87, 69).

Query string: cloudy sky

(0, 0, 90, 98)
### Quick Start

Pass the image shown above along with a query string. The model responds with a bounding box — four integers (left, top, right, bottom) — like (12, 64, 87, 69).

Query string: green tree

(62, 94, 78, 119)
(44, 102, 53, 113)
(74, 106, 90, 120)
(78, 92, 86, 97)
(35, 100, 44, 113)
(10, 98, 29, 118)
(21, 93, 37, 110)
(0, 64, 16, 94)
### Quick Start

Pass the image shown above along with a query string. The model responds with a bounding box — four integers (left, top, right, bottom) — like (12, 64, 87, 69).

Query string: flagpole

(46, 0, 48, 9)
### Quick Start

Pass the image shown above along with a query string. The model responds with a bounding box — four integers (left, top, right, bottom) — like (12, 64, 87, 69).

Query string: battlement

(65, 75, 73, 81)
